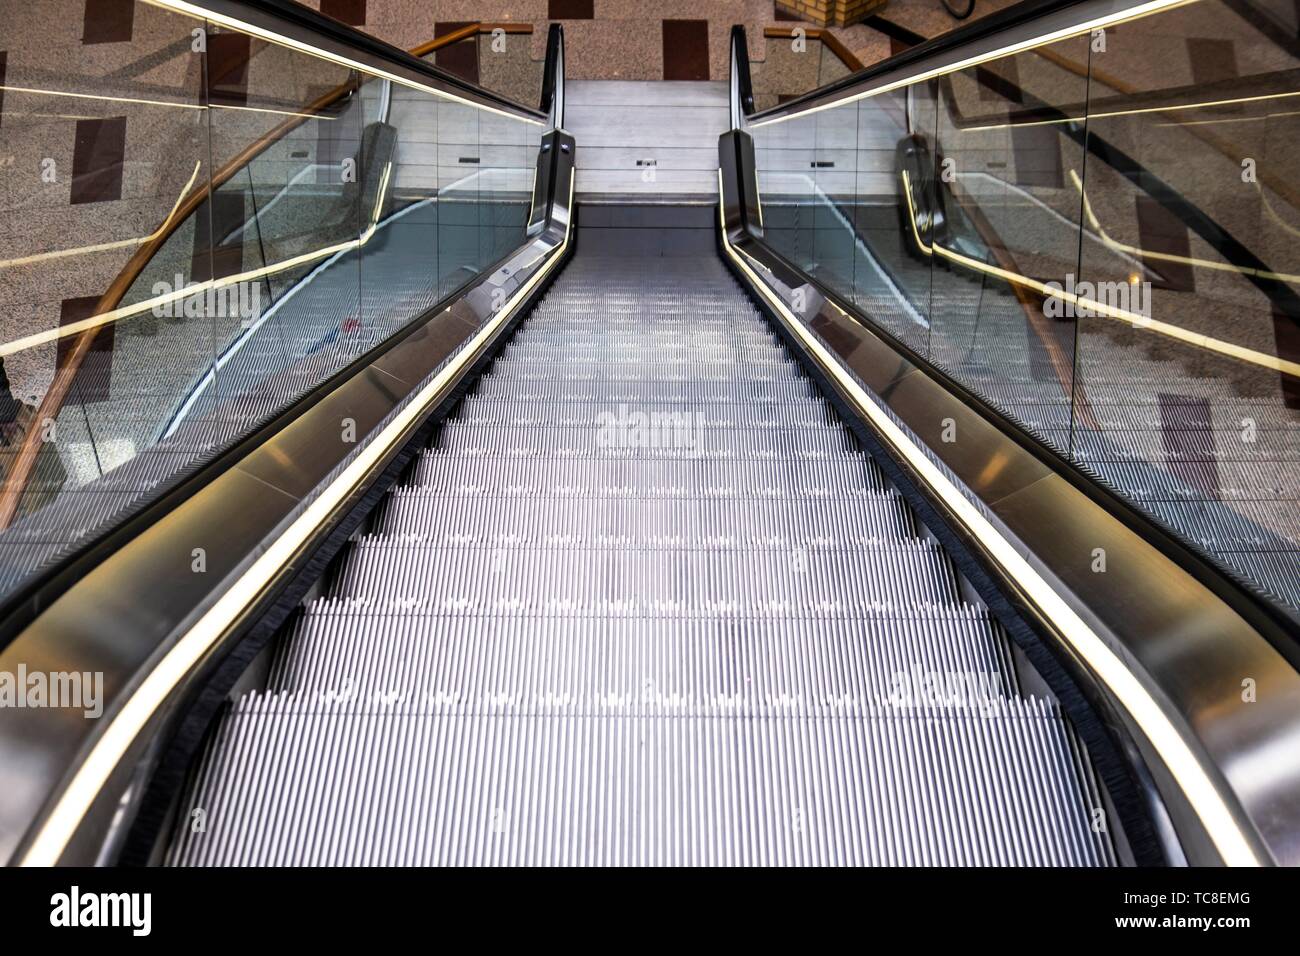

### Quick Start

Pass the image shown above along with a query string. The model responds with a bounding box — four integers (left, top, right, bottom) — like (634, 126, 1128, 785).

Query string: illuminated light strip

(1, 161, 400, 358)
(0, 111, 108, 122)
(18, 172, 573, 867)
(0, 84, 204, 111)
(211, 102, 339, 120)
(0, 162, 203, 270)
(144, 0, 545, 126)
(0, 85, 337, 120)
(0, 242, 349, 357)
(899, 170, 1300, 378)
(1068, 169, 1300, 284)
(961, 88, 1300, 132)
(717, 169, 1260, 866)
(749, 0, 1198, 127)
(1155, 108, 1300, 128)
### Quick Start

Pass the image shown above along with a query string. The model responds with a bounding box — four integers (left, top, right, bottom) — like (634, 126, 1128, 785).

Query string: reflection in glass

(926, 36, 1090, 454)
(746, 0, 1300, 609)
(1072, 0, 1300, 607)
(0, 1, 542, 600)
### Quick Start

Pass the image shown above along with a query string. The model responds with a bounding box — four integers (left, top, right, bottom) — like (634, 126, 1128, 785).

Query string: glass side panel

(0, 0, 542, 601)
(747, 0, 1300, 611)
(1072, 0, 1300, 607)
(0, 1, 212, 543)
(359, 74, 430, 342)
(753, 111, 819, 274)
(928, 35, 1089, 453)
(479, 109, 534, 270)
(809, 103, 859, 297)
(751, 33, 857, 112)
(421, 28, 545, 116)
(435, 101, 482, 296)
(198, 28, 363, 446)
(855, 83, 935, 355)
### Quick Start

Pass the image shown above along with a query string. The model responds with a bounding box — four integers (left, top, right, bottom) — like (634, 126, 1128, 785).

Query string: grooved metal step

(406, 456, 895, 494)
(168, 249, 1116, 867)
(376, 491, 917, 540)
(169, 696, 1109, 866)
(265, 604, 1021, 705)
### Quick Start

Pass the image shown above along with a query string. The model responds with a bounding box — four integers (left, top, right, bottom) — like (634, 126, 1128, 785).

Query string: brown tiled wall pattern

(433, 21, 479, 85)
(70, 117, 128, 205)
(0, 0, 348, 410)
(321, 0, 368, 26)
(548, 0, 595, 18)
(1135, 196, 1197, 292)
(1273, 307, 1300, 409)
(57, 296, 114, 404)
(1186, 36, 1239, 85)
(190, 191, 246, 284)
(662, 20, 710, 81)
(82, 0, 136, 44)
(205, 31, 252, 107)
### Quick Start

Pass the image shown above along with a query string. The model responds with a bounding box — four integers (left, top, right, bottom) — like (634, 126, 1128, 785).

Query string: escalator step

(266, 603, 1021, 704)
(168, 694, 1110, 866)
(374, 492, 916, 540)
(168, 249, 1116, 867)
(330, 540, 964, 609)
(406, 454, 895, 495)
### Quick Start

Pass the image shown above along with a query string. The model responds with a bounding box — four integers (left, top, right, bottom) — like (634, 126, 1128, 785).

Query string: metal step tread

(168, 249, 1117, 867)
(168, 693, 1112, 866)
(405, 460, 894, 494)
(373, 496, 918, 540)
(329, 541, 965, 608)
(267, 604, 1021, 704)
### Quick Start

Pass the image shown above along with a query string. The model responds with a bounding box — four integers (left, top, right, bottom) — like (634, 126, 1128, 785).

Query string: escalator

(0, 0, 1298, 871)
(166, 248, 1114, 866)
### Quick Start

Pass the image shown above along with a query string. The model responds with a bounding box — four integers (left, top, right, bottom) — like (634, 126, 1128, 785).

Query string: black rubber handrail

(240, 0, 548, 120)
(540, 23, 565, 126)
(735, 8, 1300, 405)
(745, 0, 1088, 122)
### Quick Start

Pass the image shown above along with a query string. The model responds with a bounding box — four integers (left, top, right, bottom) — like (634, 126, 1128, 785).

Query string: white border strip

(718, 169, 1260, 866)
